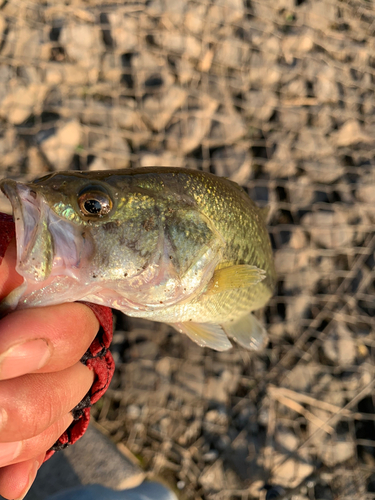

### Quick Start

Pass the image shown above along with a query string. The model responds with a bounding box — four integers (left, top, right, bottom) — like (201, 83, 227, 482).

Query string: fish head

(0, 170, 223, 310)
(0, 173, 112, 282)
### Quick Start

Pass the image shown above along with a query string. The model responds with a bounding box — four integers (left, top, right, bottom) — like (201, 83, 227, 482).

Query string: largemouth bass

(0, 168, 276, 351)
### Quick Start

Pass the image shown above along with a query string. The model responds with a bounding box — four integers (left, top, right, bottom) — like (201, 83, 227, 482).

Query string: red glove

(0, 213, 115, 461)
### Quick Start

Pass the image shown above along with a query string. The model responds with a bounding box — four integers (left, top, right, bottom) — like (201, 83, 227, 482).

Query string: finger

(0, 361, 94, 442)
(0, 412, 73, 469)
(0, 302, 100, 380)
(0, 239, 23, 300)
(0, 453, 44, 500)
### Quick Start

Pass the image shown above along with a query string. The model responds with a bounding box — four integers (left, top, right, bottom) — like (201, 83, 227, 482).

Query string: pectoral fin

(205, 264, 266, 296)
(223, 313, 268, 351)
(171, 321, 233, 351)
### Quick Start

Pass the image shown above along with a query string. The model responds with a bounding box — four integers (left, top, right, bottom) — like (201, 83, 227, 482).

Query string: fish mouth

(0, 179, 47, 279)
(1, 179, 91, 282)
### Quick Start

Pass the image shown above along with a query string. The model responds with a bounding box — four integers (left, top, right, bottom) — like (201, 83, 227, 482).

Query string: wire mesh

(0, 0, 374, 498)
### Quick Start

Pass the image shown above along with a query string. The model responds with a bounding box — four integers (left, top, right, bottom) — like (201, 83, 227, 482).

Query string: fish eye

(78, 189, 113, 217)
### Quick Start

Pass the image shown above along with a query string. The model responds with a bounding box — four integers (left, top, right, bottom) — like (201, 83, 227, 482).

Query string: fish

(0, 167, 276, 351)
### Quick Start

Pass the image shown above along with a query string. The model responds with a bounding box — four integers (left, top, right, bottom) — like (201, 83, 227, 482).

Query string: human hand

(0, 239, 100, 499)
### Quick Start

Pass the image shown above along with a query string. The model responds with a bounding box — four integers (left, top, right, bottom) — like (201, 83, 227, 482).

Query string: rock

(303, 0, 337, 31)
(199, 460, 225, 491)
(208, 0, 245, 25)
(265, 159, 297, 179)
(0, 66, 12, 104)
(101, 53, 122, 83)
(243, 90, 277, 122)
(286, 294, 311, 323)
(0, 14, 6, 39)
(302, 161, 344, 184)
(282, 33, 314, 63)
(315, 66, 340, 103)
(289, 228, 308, 250)
(212, 145, 252, 184)
(174, 58, 195, 84)
(202, 450, 219, 463)
(283, 269, 320, 295)
(60, 23, 103, 83)
(274, 249, 309, 275)
(155, 32, 201, 60)
(88, 157, 108, 171)
(208, 110, 246, 147)
(113, 101, 146, 132)
(107, 13, 138, 52)
(332, 119, 372, 147)
(279, 107, 309, 132)
(155, 357, 172, 378)
(204, 369, 240, 404)
(251, 2, 279, 22)
(92, 132, 131, 170)
(288, 177, 315, 206)
(132, 51, 174, 89)
(323, 323, 356, 367)
(318, 438, 355, 467)
(248, 53, 281, 88)
(282, 77, 307, 98)
(302, 210, 354, 249)
(45, 63, 91, 86)
(272, 430, 314, 488)
(262, 36, 281, 64)
(214, 38, 250, 69)
(315, 106, 334, 133)
(271, 454, 314, 488)
(27, 146, 49, 176)
(2, 26, 47, 61)
(141, 85, 187, 131)
(45, 63, 63, 86)
(0, 128, 23, 171)
(40, 120, 82, 170)
(148, 0, 187, 23)
(248, 479, 265, 498)
(0, 83, 48, 125)
(60, 23, 103, 64)
(185, 3, 206, 34)
(286, 363, 318, 392)
(264, 135, 298, 178)
(198, 48, 214, 73)
(356, 182, 375, 205)
(82, 102, 111, 126)
(166, 94, 218, 153)
(311, 374, 345, 407)
(204, 408, 228, 427)
(295, 128, 334, 158)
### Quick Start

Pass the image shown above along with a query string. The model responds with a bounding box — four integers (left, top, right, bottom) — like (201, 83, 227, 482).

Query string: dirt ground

(0, 0, 375, 499)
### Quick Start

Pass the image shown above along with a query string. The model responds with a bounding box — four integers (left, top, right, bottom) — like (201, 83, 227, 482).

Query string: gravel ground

(0, 0, 375, 499)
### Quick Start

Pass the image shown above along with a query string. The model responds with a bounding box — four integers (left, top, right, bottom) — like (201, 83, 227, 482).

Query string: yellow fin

(171, 322, 232, 351)
(223, 313, 268, 351)
(205, 264, 266, 295)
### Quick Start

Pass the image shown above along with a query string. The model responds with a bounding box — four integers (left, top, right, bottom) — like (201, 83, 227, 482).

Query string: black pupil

(84, 199, 102, 214)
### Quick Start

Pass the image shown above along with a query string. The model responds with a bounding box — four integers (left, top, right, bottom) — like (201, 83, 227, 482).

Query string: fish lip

(0, 179, 43, 278)
(1, 178, 95, 284)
